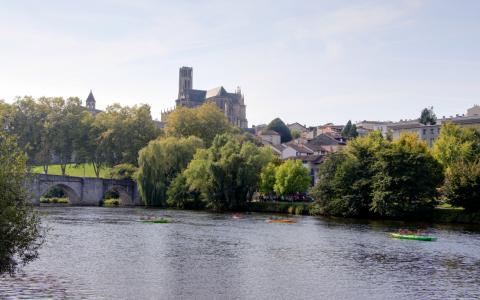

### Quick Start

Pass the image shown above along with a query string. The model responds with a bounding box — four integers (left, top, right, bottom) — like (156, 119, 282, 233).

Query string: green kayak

(141, 218, 170, 224)
(390, 233, 437, 241)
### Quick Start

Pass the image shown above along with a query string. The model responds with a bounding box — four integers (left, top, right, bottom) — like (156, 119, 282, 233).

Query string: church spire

(86, 90, 96, 112)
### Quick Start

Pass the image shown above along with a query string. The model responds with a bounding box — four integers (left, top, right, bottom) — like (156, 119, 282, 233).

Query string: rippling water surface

(1, 207, 480, 299)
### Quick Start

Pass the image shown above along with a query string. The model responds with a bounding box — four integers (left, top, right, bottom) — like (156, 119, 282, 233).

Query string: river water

(1, 207, 480, 299)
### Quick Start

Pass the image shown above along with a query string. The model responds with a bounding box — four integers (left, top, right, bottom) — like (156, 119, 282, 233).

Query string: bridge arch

(103, 185, 134, 206)
(39, 183, 81, 205)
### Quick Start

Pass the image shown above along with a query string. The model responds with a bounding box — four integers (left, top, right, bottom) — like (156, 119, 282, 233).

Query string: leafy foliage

(184, 133, 273, 211)
(0, 132, 43, 275)
(109, 163, 137, 180)
(166, 173, 203, 209)
(341, 120, 358, 139)
(420, 106, 437, 125)
(165, 103, 233, 146)
(259, 162, 277, 194)
(432, 123, 480, 168)
(273, 160, 311, 196)
(371, 134, 443, 217)
(443, 161, 480, 212)
(266, 118, 292, 143)
(137, 136, 204, 206)
(310, 132, 443, 218)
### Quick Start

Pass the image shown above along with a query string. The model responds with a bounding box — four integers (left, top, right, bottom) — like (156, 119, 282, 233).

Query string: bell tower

(178, 66, 193, 99)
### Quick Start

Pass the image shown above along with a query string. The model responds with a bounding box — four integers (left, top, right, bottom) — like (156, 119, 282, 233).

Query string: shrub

(103, 199, 120, 206)
(443, 161, 480, 212)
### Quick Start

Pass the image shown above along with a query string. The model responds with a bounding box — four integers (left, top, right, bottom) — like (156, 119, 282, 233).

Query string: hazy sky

(1, 0, 479, 126)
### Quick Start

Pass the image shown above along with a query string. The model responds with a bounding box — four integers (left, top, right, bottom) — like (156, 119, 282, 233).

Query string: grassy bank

(31, 163, 111, 178)
(248, 201, 480, 224)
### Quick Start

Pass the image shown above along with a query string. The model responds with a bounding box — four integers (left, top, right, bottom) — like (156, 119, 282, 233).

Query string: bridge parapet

(26, 173, 142, 206)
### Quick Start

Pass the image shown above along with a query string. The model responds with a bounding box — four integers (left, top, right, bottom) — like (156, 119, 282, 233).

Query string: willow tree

(183, 133, 274, 211)
(0, 132, 43, 275)
(136, 136, 204, 206)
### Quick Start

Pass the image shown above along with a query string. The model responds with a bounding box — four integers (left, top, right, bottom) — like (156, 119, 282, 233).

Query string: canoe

(141, 218, 170, 224)
(266, 219, 296, 224)
(390, 233, 436, 241)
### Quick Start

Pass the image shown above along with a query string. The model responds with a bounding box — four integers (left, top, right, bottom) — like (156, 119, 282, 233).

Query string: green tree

(47, 97, 89, 175)
(432, 123, 480, 168)
(420, 106, 437, 125)
(266, 118, 292, 143)
(184, 133, 273, 211)
(0, 132, 43, 275)
(310, 132, 387, 217)
(341, 120, 358, 139)
(166, 173, 203, 209)
(443, 161, 480, 212)
(109, 163, 138, 180)
(93, 104, 161, 166)
(290, 129, 301, 139)
(273, 159, 311, 196)
(137, 136, 204, 206)
(165, 103, 233, 146)
(8, 97, 49, 166)
(371, 134, 443, 217)
(259, 162, 277, 194)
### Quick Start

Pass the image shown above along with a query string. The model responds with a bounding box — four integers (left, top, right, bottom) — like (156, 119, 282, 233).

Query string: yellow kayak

(266, 219, 296, 224)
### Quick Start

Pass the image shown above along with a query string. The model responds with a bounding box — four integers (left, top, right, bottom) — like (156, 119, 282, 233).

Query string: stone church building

(162, 67, 248, 128)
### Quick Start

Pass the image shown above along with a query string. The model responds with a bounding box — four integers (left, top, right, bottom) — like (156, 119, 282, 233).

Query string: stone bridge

(27, 174, 142, 206)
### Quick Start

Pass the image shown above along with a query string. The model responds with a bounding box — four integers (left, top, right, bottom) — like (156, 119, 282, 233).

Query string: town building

(356, 120, 392, 136)
(387, 123, 441, 147)
(287, 122, 307, 133)
(258, 130, 281, 145)
(161, 67, 248, 128)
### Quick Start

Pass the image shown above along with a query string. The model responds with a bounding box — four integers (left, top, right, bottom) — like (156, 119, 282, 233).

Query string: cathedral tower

(178, 66, 193, 99)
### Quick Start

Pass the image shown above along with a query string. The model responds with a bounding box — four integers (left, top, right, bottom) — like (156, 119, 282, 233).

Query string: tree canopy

(0, 132, 43, 275)
(137, 136, 204, 206)
(273, 159, 311, 196)
(266, 118, 292, 143)
(310, 132, 443, 218)
(165, 102, 233, 146)
(420, 106, 437, 125)
(183, 133, 273, 211)
(341, 120, 358, 139)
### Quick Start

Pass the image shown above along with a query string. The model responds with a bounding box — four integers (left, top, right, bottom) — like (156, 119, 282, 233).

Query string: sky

(1, 0, 480, 126)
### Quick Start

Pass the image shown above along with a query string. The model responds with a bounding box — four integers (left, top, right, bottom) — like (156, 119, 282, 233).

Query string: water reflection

(1, 207, 480, 299)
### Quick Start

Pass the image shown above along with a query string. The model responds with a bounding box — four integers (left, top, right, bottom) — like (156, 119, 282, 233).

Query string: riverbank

(247, 201, 480, 225)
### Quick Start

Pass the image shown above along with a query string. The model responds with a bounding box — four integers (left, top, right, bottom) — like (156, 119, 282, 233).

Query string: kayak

(141, 218, 170, 224)
(266, 219, 296, 224)
(390, 233, 436, 241)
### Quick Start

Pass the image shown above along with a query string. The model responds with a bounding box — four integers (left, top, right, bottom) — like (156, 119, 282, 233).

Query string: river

(1, 206, 480, 299)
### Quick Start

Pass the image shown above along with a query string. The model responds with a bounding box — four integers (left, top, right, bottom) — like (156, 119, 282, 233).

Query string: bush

(40, 197, 69, 204)
(103, 199, 120, 206)
(443, 161, 480, 212)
